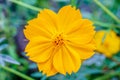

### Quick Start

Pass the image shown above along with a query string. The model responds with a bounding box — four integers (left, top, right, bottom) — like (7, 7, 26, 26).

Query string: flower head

(95, 30, 120, 57)
(24, 5, 96, 76)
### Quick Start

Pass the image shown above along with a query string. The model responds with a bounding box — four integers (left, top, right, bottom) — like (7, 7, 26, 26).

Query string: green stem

(9, 0, 42, 12)
(94, 0, 120, 23)
(93, 21, 120, 29)
(94, 71, 120, 80)
(70, 0, 76, 7)
(0, 65, 35, 80)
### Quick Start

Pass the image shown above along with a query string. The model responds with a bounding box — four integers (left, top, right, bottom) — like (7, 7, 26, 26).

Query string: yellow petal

(37, 9, 58, 34)
(65, 19, 95, 44)
(53, 44, 81, 75)
(53, 47, 65, 74)
(25, 37, 53, 63)
(65, 37, 96, 50)
(37, 54, 57, 76)
(24, 19, 52, 40)
(58, 5, 82, 31)
(66, 40, 95, 59)
(25, 37, 51, 52)
(24, 9, 58, 40)
(28, 46, 54, 63)
(64, 44, 81, 73)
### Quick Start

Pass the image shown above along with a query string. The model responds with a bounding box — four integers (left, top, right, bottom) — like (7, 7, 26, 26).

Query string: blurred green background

(0, 0, 120, 80)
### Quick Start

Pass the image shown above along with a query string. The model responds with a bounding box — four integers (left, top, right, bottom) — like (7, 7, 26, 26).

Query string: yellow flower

(23, 5, 96, 76)
(95, 30, 120, 57)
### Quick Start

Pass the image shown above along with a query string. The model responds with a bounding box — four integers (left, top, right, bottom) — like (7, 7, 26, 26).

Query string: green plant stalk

(0, 65, 35, 80)
(0, 69, 6, 80)
(94, 71, 120, 80)
(94, 0, 120, 23)
(93, 21, 120, 29)
(9, 0, 42, 12)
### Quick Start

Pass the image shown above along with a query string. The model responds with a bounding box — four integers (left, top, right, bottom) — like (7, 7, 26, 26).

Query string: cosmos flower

(95, 30, 120, 57)
(24, 5, 96, 76)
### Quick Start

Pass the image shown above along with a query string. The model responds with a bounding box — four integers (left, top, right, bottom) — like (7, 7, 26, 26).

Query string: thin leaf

(0, 54, 20, 65)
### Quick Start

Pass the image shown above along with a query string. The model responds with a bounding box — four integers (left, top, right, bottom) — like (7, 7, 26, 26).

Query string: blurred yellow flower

(23, 5, 96, 76)
(95, 30, 120, 57)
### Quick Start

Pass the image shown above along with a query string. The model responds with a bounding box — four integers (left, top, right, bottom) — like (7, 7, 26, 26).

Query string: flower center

(53, 34, 64, 46)
(104, 42, 109, 48)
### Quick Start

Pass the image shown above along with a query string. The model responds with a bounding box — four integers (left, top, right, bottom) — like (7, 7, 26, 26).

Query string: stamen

(53, 34, 64, 46)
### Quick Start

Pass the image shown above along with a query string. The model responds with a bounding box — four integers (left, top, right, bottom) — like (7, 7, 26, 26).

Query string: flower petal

(58, 5, 82, 31)
(37, 64, 57, 76)
(24, 19, 52, 40)
(53, 44, 81, 75)
(25, 37, 53, 63)
(37, 55, 57, 76)
(65, 19, 95, 44)
(27, 45, 54, 63)
(24, 9, 58, 40)
(37, 9, 58, 34)
(66, 39, 95, 59)
(64, 44, 81, 73)
(53, 48, 65, 74)
(25, 37, 51, 52)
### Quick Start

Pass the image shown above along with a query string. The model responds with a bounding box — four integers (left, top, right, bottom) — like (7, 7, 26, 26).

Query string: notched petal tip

(37, 63, 57, 77)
